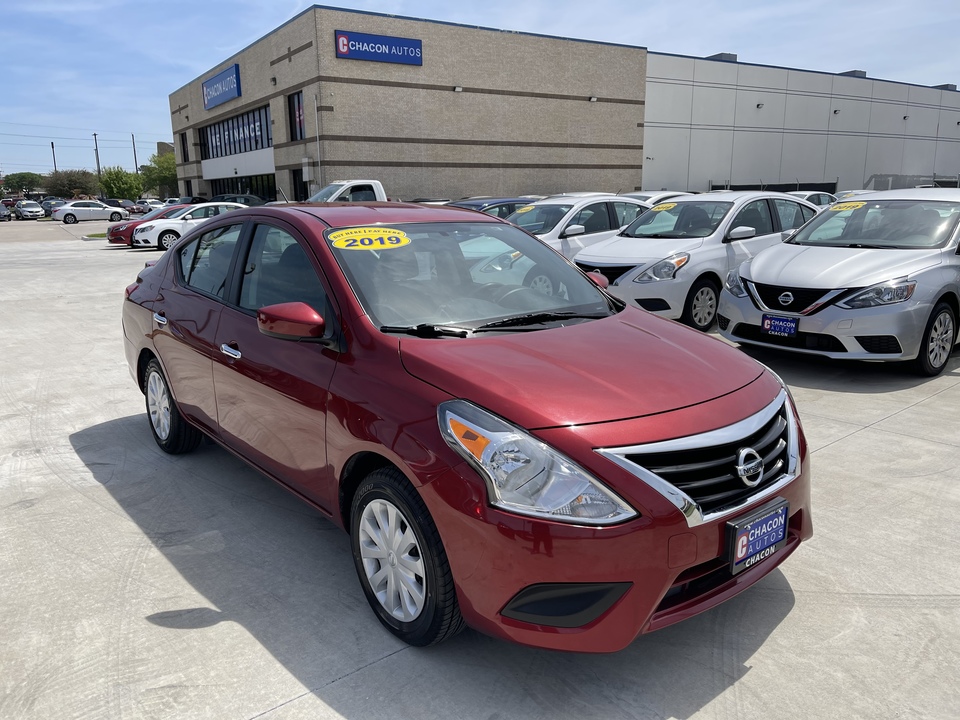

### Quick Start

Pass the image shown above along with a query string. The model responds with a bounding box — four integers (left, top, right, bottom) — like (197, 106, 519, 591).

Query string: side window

(773, 199, 807, 231)
(571, 203, 612, 234)
(800, 204, 816, 222)
(239, 224, 327, 313)
(178, 224, 243, 299)
(612, 201, 645, 227)
(346, 184, 377, 202)
(732, 200, 774, 235)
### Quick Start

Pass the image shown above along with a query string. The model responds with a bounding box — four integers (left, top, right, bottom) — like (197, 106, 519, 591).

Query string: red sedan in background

(108, 204, 187, 245)
(122, 203, 812, 652)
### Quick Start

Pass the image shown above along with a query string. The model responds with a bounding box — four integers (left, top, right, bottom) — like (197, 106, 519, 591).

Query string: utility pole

(131, 133, 139, 173)
(92, 133, 102, 185)
(51, 142, 58, 173)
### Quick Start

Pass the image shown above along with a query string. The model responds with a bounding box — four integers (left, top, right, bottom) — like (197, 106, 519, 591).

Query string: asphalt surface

(1, 218, 958, 719)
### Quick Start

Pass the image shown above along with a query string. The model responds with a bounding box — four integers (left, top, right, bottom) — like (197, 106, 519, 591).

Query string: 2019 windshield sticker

(830, 201, 867, 212)
(651, 203, 677, 212)
(514, 206, 534, 213)
(328, 227, 411, 249)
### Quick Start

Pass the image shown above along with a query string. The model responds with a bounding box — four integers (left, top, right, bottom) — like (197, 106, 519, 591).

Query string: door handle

(220, 343, 241, 360)
(153, 312, 167, 326)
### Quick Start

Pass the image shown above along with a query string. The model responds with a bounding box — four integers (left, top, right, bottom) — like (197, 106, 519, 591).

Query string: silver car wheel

(146, 370, 172, 441)
(358, 498, 426, 622)
(691, 286, 717, 327)
(527, 273, 555, 295)
(928, 310, 955, 369)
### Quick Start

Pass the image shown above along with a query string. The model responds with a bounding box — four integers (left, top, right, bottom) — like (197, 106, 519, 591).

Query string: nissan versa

(122, 203, 812, 652)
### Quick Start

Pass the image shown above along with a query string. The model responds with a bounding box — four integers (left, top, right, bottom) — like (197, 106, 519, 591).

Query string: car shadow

(732, 343, 960, 394)
(69, 416, 797, 719)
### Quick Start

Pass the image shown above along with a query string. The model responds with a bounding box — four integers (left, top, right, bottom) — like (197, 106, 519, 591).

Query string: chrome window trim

(596, 390, 799, 528)
(745, 281, 847, 316)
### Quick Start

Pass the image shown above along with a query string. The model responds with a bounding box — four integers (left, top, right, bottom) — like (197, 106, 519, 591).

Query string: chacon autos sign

(202, 64, 242, 110)
(335, 30, 422, 66)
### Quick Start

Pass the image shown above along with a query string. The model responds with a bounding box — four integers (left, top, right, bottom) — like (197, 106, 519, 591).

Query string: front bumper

(606, 279, 688, 319)
(131, 233, 155, 247)
(718, 289, 929, 361)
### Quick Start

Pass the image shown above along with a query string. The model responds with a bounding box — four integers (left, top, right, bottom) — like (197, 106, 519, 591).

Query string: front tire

(914, 302, 956, 376)
(523, 264, 561, 297)
(109, 212, 122, 222)
(350, 467, 464, 646)
(143, 359, 202, 454)
(62, 213, 77, 225)
(681, 277, 720, 332)
(158, 231, 179, 250)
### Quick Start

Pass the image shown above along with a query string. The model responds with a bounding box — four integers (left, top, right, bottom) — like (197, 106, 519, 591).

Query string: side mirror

(780, 229, 796, 241)
(562, 224, 585, 238)
(726, 226, 756, 241)
(586, 271, 609, 289)
(257, 302, 326, 341)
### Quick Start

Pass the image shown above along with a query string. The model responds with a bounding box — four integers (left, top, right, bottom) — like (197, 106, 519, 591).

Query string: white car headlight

(438, 400, 637, 525)
(633, 253, 689, 283)
(725, 268, 748, 298)
(137, 225, 153, 234)
(837, 278, 916, 309)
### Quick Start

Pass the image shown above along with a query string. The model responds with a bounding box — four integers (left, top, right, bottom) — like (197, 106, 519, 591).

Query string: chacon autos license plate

(727, 499, 789, 575)
(761, 314, 798, 337)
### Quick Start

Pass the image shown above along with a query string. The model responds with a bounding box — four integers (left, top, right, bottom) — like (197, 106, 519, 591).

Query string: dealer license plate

(761, 314, 797, 337)
(727, 499, 789, 575)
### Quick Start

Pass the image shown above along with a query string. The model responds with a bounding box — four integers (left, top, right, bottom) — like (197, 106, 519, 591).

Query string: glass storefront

(209, 174, 277, 201)
(199, 106, 272, 160)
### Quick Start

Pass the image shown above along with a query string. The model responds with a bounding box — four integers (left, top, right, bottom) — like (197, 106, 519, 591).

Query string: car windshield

(165, 206, 193, 219)
(141, 206, 174, 221)
(788, 199, 960, 249)
(22, 202, 41, 209)
(504, 204, 573, 235)
(620, 201, 732, 238)
(326, 221, 617, 332)
(307, 183, 346, 202)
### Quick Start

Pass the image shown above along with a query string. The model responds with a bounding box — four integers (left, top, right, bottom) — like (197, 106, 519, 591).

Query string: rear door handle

(153, 312, 167, 326)
(220, 343, 241, 360)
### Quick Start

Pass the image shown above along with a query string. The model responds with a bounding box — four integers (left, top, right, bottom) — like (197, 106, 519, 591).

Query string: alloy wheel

(928, 311, 955, 370)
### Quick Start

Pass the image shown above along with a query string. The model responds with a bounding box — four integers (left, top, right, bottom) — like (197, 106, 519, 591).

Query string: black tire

(522, 264, 561, 297)
(158, 231, 179, 251)
(109, 212, 122, 222)
(681, 276, 720, 332)
(62, 213, 77, 225)
(142, 359, 202, 454)
(913, 302, 956, 377)
(350, 467, 465, 646)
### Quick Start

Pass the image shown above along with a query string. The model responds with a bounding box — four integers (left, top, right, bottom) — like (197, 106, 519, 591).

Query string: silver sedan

(52, 200, 129, 224)
(718, 188, 960, 375)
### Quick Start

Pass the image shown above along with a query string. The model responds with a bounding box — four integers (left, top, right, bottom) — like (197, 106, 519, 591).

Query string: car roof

(449, 197, 536, 208)
(665, 190, 809, 203)
(526, 194, 647, 207)
(835, 188, 960, 202)
(263, 202, 501, 229)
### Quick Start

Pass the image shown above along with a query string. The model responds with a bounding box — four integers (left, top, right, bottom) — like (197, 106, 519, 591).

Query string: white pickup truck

(300, 180, 390, 203)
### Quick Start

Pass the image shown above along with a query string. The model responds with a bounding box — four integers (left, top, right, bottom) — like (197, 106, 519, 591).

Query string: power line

(0, 120, 172, 139)
(0, 131, 170, 143)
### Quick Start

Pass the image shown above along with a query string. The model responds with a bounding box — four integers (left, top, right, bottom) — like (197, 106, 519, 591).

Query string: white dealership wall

(643, 52, 960, 192)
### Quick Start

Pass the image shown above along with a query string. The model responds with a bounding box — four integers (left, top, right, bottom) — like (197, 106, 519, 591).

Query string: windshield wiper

(473, 311, 609, 332)
(624, 232, 684, 239)
(380, 324, 471, 338)
(844, 243, 887, 249)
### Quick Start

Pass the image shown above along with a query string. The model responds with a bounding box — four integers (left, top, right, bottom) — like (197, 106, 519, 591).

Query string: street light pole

(51, 142, 58, 173)
(131, 133, 139, 173)
(92, 133, 102, 187)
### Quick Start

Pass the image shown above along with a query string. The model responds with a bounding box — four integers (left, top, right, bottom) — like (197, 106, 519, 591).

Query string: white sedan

(132, 202, 246, 250)
(52, 200, 129, 224)
(573, 192, 819, 331)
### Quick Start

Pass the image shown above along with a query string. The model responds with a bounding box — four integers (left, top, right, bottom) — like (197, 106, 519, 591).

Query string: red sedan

(122, 203, 812, 652)
(108, 204, 187, 245)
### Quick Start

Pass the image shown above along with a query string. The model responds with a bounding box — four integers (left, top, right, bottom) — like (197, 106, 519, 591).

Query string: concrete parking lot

(1, 218, 958, 719)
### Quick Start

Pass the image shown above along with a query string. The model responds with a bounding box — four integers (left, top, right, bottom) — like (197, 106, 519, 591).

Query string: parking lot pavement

(1, 221, 958, 719)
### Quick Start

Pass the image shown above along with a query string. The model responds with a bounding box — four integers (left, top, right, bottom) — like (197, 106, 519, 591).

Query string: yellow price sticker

(651, 202, 677, 212)
(830, 201, 867, 212)
(514, 205, 535, 213)
(328, 227, 411, 250)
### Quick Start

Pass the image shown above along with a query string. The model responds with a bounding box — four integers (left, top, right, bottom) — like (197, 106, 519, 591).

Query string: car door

(90, 201, 112, 220)
(612, 201, 647, 229)
(773, 198, 815, 233)
(724, 198, 781, 270)
(560, 201, 616, 258)
(212, 220, 339, 509)
(151, 222, 245, 435)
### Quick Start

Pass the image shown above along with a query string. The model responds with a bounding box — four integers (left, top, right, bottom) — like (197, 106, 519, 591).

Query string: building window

(179, 132, 189, 162)
(288, 92, 305, 142)
(209, 174, 276, 202)
(291, 169, 308, 201)
(185, 180, 193, 197)
(198, 105, 272, 160)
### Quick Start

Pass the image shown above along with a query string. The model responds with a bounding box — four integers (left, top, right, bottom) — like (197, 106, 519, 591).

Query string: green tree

(99, 166, 143, 200)
(140, 152, 177, 198)
(2, 172, 43, 195)
(44, 169, 99, 199)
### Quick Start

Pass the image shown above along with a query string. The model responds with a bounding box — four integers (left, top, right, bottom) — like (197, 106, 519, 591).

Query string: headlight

(116, 224, 128, 231)
(725, 268, 748, 298)
(438, 400, 637, 525)
(137, 225, 154, 234)
(633, 253, 689, 283)
(837, 278, 916, 309)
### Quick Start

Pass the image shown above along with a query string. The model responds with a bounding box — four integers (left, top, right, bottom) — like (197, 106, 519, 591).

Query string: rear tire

(62, 214, 77, 225)
(913, 302, 956, 376)
(143, 359, 202, 454)
(350, 467, 465, 646)
(681, 277, 720, 332)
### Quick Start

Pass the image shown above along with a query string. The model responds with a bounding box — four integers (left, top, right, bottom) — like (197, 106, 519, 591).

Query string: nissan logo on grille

(736, 448, 764, 487)
(778, 292, 794, 306)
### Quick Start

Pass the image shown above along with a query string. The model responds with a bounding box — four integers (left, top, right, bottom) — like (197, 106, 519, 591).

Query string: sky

(1, 0, 956, 181)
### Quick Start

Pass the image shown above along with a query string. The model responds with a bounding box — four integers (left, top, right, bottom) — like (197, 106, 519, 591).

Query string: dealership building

(169, 4, 960, 201)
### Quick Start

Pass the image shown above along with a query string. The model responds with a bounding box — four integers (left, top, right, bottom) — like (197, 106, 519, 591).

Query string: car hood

(743, 243, 943, 288)
(399, 307, 764, 429)
(575, 235, 705, 265)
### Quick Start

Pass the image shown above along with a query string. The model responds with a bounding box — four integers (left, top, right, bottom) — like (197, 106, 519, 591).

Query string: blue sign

(202, 64, 242, 110)
(335, 30, 422, 66)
